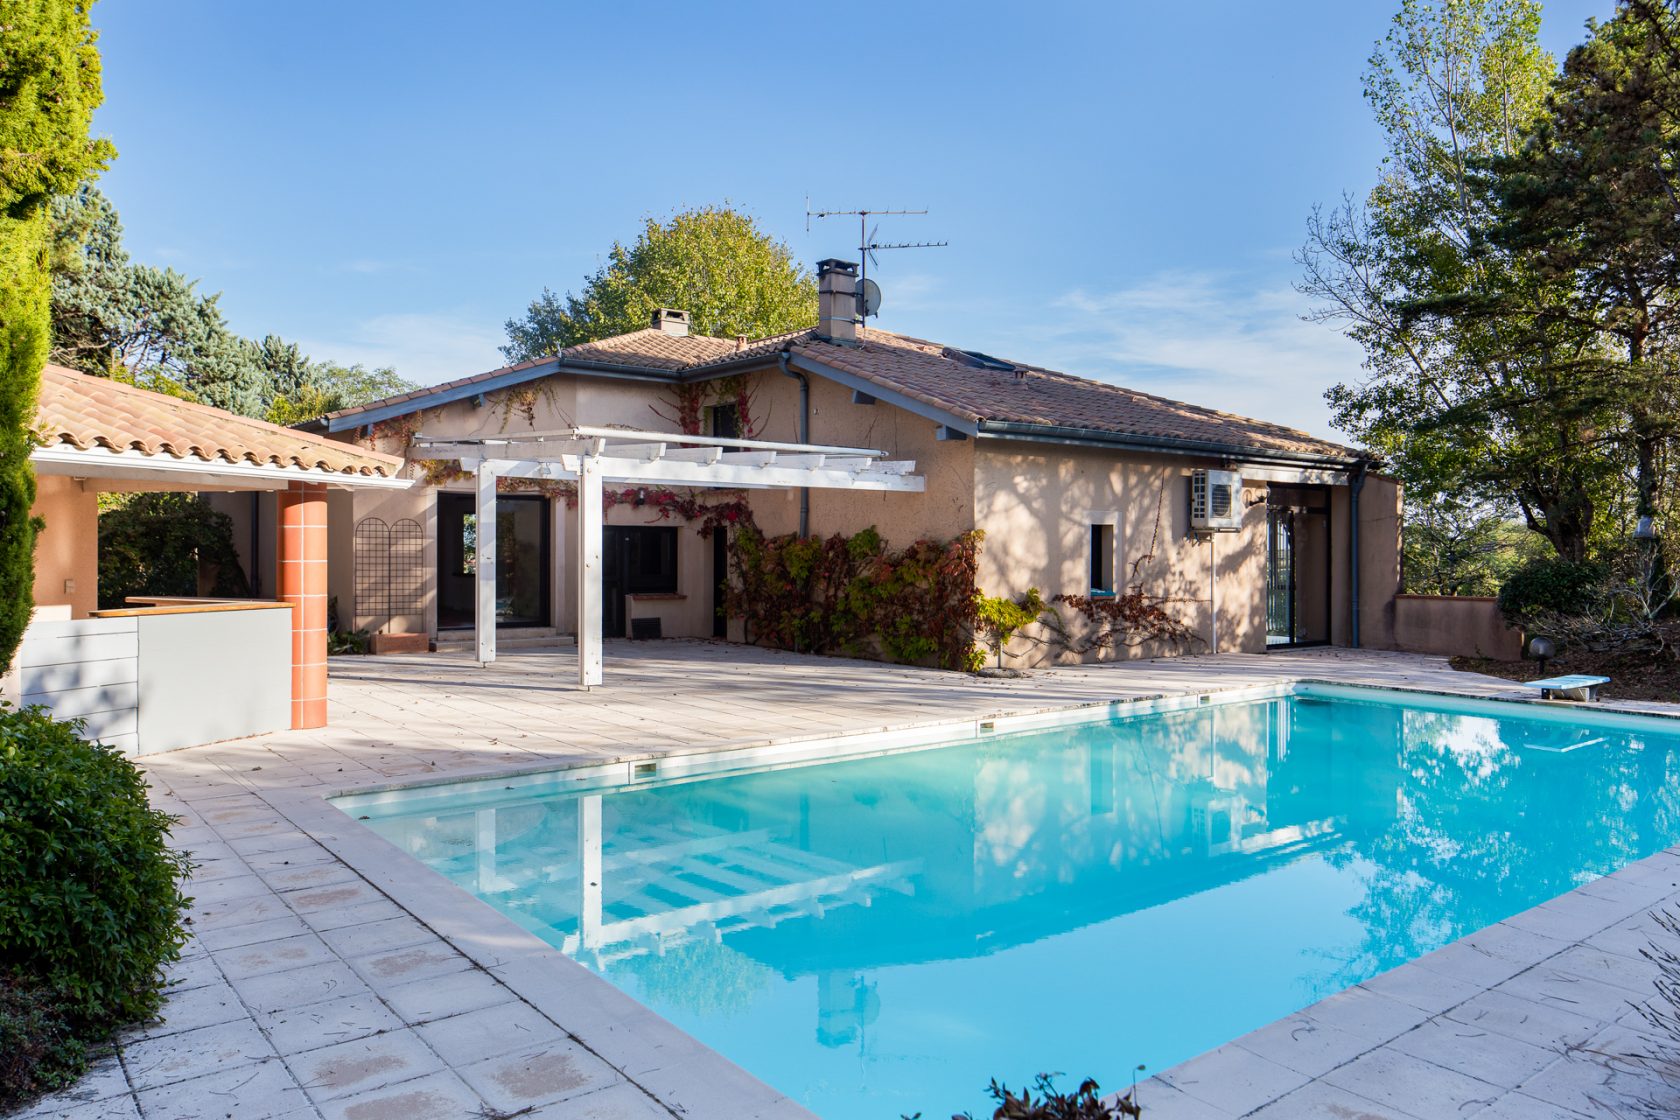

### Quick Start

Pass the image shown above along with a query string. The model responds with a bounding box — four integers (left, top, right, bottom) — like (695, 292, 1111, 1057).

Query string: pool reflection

(355, 694, 1680, 1120)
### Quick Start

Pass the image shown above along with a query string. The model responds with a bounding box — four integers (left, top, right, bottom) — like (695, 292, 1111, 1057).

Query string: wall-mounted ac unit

(1190, 469, 1242, 532)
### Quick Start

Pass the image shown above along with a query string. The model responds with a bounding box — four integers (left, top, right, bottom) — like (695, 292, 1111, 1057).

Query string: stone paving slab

(14, 642, 1680, 1119)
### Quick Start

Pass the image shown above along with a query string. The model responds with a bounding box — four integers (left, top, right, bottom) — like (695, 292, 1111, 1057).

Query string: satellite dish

(858, 278, 883, 318)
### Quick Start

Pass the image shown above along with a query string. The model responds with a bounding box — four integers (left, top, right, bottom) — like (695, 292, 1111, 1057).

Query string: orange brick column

(278, 482, 329, 729)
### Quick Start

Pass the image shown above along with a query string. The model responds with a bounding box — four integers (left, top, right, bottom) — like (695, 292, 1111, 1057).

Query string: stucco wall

(972, 445, 1275, 664)
(739, 370, 976, 541)
(1393, 595, 1522, 660)
(31, 475, 98, 619)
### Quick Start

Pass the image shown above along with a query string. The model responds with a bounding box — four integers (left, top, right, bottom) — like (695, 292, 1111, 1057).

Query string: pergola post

(475, 462, 498, 666)
(409, 427, 925, 687)
(576, 452, 603, 688)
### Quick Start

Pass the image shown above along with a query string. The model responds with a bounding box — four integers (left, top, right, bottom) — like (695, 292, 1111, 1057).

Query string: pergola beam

(434, 427, 926, 684)
(476, 455, 924, 493)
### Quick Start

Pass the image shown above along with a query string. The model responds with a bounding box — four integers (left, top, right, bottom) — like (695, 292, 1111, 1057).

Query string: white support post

(476, 462, 498, 666)
(576, 453, 603, 688)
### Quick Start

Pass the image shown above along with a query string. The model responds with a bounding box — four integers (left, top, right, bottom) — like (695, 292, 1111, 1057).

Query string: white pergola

(411, 426, 925, 687)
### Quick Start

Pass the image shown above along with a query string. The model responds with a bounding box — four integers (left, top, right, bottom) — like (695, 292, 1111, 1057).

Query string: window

(708, 403, 740, 440)
(616, 526, 679, 594)
(1089, 523, 1115, 595)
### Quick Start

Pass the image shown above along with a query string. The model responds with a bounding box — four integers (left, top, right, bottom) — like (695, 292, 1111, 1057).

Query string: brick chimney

(650, 308, 690, 336)
(816, 260, 858, 344)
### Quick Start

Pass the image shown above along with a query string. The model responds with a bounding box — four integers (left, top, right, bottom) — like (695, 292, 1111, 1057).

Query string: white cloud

(296, 311, 505, 385)
(1000, 270, 1367, 441)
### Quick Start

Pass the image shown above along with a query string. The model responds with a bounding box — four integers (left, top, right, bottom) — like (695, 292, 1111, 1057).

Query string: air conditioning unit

(1190, 469, 1243, 532)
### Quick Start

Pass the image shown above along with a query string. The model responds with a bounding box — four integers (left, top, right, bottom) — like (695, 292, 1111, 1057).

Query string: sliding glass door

(436, 493, 551, 630)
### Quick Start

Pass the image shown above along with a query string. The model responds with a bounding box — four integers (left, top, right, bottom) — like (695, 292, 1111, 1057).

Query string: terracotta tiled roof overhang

(315, 326, 1365, 468)
(33, 364, 407, 484)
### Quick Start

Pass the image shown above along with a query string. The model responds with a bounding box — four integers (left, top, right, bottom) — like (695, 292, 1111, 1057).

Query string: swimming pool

(336, 684, 1680, 1119)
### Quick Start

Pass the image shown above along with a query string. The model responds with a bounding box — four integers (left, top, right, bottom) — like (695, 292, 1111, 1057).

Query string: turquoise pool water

(339, 686, 1680, 1119)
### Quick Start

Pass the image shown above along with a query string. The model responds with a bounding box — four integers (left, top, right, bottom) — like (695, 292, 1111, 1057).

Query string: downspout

(777, 351, 810, 537)
(1350, 460, 1368, 649)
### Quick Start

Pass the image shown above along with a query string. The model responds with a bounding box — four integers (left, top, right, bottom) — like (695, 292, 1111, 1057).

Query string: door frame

(1264, 484, 1332, 651)
(436, 491, 552, 631)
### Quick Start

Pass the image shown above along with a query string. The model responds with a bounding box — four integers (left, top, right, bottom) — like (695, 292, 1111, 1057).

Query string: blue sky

(90, 0, 1610, 438)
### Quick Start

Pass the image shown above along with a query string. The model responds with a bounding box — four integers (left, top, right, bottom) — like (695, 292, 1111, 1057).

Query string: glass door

(1265, 486, 1331, 647)
(1266, 507, 1295, 645)
(436, 493, 551, 629)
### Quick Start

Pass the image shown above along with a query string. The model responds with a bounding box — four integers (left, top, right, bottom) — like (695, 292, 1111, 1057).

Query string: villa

(271, 260, 1404, 664)
(11, 280, 1678, 1120)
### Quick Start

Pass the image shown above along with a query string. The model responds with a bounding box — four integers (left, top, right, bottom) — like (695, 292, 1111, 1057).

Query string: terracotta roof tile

(322, 323, 1360, 462)
(563, 328, 746, 370)
(791, 329, 1359, 460)
(35, 364, 405, 478)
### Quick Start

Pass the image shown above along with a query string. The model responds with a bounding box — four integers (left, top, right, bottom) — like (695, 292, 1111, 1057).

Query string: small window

(709, 404, 740, 440)
(1089, 524, 1115, 595)
(619, 526, 679, 594)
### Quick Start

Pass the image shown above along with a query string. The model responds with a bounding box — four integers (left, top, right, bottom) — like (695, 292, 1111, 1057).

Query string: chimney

(650, 308, 690, 336)
(816, 259, 858, 344)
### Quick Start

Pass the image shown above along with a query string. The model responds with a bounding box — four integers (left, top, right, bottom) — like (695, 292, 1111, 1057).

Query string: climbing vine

(650, 375, 762, 438)
(729, 525, 983, 671)
(650, 383, 706, 435)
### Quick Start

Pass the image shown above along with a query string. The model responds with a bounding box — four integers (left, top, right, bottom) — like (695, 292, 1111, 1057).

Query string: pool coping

(260, 676, 1680, 1120)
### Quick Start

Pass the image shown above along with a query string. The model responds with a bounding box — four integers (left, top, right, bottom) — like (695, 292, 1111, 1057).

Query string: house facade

(291, 261, 1400, 665)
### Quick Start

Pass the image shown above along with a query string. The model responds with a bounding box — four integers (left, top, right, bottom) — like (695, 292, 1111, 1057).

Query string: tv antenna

(805, 201, 947, 317)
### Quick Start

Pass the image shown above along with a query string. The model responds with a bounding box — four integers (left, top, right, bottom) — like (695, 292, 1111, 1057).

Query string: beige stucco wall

(740, 370, 976, 541)
(30, 475, 98, 619)
(971, 453, 1404, 666)
(1327, 473, 1402, 650)
(972, 444, 1273, 664)
(1394, 595, 1521, 660)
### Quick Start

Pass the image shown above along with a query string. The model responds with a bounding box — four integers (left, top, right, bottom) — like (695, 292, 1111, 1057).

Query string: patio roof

(32, 363, 410, 490)
(413, 426, 925, 687)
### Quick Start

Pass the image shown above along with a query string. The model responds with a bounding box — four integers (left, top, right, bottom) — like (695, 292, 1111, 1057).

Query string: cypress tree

(0, 0, 115, 671)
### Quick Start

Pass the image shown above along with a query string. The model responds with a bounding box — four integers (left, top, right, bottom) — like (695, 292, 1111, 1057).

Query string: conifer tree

(0, 0, 115, 671)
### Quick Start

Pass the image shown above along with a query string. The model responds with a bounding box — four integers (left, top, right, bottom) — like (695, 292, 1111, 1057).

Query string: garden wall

(1392, 594, 1522, 661)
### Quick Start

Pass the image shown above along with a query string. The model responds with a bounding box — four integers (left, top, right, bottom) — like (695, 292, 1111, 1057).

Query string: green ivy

(727, 526, 983, 671)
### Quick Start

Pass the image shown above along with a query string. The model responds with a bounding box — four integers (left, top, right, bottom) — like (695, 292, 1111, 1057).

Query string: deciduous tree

(1299, 0, 1621, 564)
(502, 205, 817, 361)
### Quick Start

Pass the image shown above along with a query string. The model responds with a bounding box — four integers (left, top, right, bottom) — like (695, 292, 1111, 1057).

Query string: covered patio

(411, 426, 924, 686)
(9, 364, 409, 752)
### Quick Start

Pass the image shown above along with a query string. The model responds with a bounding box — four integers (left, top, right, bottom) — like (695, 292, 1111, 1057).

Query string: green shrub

(974, 588, 1049, 668)
(1497, 556, 1608, 627)
(0, 705, 191, 1028)
(0, 971, 88, 1110)
(907, 1073, 1142, 1119)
